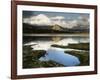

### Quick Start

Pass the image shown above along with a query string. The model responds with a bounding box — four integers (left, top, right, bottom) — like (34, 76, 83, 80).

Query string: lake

(24, 34, 89, 66)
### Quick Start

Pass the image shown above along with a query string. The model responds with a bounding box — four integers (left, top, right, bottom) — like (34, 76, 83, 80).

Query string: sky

(23, 11, 90, 28)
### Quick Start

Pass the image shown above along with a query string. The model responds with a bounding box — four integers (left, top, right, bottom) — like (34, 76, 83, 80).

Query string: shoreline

(23, 33, 89, 37)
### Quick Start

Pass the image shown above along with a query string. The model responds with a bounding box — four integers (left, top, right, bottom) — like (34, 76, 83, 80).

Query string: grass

(51, 43, 89, 50)
(23, 42, 90, 68)
(23, 46, 64, 68)
(68, 43, 89, 50)
(38, 60, 64, 67)
(51, 43, 89, 66)
(32, 50, 46, 59)
(64, 50, 89, 66)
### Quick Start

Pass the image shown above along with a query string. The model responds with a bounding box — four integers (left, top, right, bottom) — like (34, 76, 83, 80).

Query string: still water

(24, 35, 89, 66)
(39, 47, 80, 66)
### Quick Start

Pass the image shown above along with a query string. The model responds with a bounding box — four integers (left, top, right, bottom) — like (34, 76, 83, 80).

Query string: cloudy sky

(23, 11, 89, 28)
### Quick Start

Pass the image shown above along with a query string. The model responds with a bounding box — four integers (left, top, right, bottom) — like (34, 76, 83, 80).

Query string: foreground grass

(23, 46, 64, 68)
(64, 50, 89, 66)
(51, 43, 89, 66)
(51, 43, 89, 50)
(23, 42, 90, 68)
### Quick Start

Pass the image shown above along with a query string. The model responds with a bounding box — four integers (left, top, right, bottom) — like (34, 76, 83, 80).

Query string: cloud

(23, 14, 89, 28)
(23, 14, 51, 25)
(69, 20, 78, 28)
(51, 16, 65, 20)
(77, 16, 89, 27)
(64, 15, 89, 28)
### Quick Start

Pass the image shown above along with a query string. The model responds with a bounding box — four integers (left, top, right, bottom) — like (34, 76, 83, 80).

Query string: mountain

(23, 23, 89, 34)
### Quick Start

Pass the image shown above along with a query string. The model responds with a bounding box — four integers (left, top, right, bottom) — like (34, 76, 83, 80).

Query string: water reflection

(24, 36, 89, 50)
(39, 47, 80, 66)
(24, 35, 89, 66)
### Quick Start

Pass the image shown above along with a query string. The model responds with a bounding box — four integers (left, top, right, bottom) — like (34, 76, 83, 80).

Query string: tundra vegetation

(52, 43, 89, 66)
(23, 46, 64, 68)
(23, 42, 89, 68)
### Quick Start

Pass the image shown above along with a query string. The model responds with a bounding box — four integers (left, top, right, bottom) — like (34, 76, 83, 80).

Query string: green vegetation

(51, 43, 89, 50)
(23, 46, 64, 68)
(23, 45, 47, 68)
(23, 42, 90, 68)
(51, 43, 89, 66)
(67, 43, 89, 50)
(32, 50, 46, 59)
(37, 60, 64, 67)
(64, 51, 89, 66)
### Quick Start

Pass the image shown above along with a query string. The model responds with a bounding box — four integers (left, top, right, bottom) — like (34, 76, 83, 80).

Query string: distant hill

(23, 23, 89, 34)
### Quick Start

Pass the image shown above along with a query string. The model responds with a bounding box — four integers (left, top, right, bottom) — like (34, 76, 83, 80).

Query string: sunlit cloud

(23, 14, 89, 28)
(24, 14, 51, 25)
(51, 16, 65, 20)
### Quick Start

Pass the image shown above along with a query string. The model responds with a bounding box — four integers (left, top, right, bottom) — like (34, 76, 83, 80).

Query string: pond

(39, 47, 80, 66)
(24, 35, 89, 66)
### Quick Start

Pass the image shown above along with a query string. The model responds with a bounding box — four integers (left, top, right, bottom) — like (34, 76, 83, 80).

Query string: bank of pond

(23, 43, 89, 68)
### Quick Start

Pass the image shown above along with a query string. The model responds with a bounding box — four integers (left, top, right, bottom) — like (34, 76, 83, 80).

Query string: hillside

(23, 23, 89, 34)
